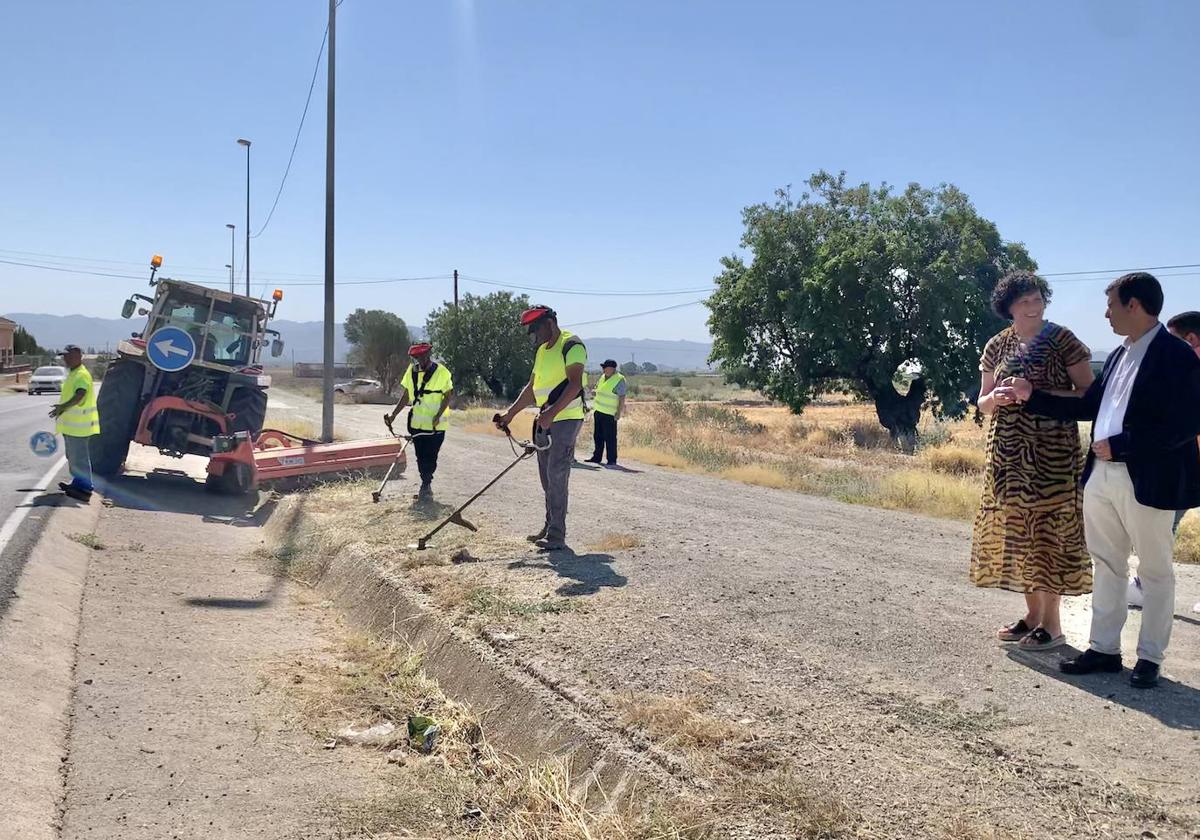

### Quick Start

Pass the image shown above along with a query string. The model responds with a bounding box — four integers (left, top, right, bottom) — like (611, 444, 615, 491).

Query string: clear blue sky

(1, 0, 1197, 352)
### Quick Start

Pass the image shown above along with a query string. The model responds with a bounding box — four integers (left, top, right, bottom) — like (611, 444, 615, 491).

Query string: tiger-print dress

(969, 323, 1093, 596)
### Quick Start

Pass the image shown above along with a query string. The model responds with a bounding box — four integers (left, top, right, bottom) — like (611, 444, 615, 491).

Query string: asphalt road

(0, 392, 70, 618)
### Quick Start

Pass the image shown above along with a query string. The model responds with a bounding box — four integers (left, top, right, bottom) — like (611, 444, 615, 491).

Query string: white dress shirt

(1094, 323, 1162, 442)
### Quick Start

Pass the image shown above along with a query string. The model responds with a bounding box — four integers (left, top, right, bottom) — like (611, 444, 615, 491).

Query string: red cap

(408, 343, 432, 357)
(520, 305, 556, 327)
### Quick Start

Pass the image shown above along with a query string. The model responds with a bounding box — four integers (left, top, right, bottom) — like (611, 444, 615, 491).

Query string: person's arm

(497, 378, 536, 428)
(1006, 369, 1105, 422)
(977, 371, 1011, 416)
(49, 388, 86, 418)
(385, 391, 410, 425)
(538, 364, 584, 430)
(1043, 359, 1094, 398)
(433, 389, 453, 428)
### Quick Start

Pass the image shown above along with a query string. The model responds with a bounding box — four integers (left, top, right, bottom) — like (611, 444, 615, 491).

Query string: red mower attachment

(205, 428, 406, 495)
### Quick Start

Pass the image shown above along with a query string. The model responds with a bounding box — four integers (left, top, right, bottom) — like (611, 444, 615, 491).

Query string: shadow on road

(1007, 645, 1200, 731)
(183, 495, 305, 611)
(97, 469, 270, 527)
(507, 549, 626, 597)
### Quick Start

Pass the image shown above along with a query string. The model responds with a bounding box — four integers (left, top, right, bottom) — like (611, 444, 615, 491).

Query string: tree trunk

(872, 376, 926, 454)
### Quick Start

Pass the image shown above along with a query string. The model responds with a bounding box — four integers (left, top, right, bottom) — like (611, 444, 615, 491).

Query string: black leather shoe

(1129, 659, 1160, 689)
(63, 486, 92, 502)
(1060, 649, 1122, 675)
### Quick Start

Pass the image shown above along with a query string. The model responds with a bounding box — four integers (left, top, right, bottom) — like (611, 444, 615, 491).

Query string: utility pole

(236, 139, 251, 297)
(225, 223, 235, 293)
(321, 0, 336, 443)
(453, 269, 459, 308)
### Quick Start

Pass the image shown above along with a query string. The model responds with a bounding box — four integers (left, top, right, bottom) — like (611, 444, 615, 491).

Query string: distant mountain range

(4, 313, 716, 372)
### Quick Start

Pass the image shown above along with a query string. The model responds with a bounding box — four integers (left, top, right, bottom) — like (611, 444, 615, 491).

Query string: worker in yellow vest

(386, 343, 453, 500)
(47, 344, 100, 501)
(585, 359, 627, 466)
(495, 306, 587, 552)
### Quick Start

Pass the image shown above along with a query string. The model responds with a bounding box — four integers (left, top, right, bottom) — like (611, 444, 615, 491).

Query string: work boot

(526, 527, 548, 543)
(417, 482, 433, 501)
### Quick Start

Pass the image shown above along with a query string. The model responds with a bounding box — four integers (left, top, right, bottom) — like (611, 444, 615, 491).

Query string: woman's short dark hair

(1106, 272, 1164, 317)
(991, 270, 1052, 320)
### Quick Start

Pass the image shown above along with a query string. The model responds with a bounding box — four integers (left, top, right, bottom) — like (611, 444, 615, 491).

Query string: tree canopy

(343, 309, 411, 395)
(425, 292, 533, 400)
(706, 171, 1035, 446)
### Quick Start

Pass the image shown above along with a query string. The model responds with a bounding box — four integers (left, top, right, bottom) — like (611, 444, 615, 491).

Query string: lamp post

(225, 223, 236, 294)
(236, 138, 251, 297)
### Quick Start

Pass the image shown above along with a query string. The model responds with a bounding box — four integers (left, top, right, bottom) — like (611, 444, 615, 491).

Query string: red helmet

(408, 342, 432, 357)
(520, 305, 556, 332)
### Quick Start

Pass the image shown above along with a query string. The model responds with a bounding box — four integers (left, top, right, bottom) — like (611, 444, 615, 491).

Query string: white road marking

(0, 457, 68, 556)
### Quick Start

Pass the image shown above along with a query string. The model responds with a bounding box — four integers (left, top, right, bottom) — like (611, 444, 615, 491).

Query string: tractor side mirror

(121, 299, 136, 319)
(271, 339, 284, 358)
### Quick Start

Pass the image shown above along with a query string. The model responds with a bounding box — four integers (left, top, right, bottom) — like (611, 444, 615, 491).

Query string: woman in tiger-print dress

(971, 271, 1094, 650)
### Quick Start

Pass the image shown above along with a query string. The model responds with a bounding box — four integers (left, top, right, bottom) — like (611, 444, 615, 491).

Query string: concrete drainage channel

(264, 493, 688, 816)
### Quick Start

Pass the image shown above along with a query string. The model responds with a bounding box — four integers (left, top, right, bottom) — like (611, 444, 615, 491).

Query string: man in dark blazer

(1002, 272, 1200, 688)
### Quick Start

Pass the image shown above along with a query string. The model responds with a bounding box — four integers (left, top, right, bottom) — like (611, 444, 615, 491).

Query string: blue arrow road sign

(146, 326, 197, 372)
(30, 431, 58, 457)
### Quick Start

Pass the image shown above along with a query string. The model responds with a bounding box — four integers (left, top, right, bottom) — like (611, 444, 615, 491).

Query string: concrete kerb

(0, 496, 101, 840)
(307, 541, 683, 807)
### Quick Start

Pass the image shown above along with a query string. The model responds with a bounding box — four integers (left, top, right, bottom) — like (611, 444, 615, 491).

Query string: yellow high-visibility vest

(402, 362, 453, 432)
(593, 373, 625, 416)
(57, 365, 100, 437)
(533, 331, 587, 422)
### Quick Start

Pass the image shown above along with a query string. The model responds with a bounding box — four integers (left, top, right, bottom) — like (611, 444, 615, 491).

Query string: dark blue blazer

(1025, 327, 1200, 510)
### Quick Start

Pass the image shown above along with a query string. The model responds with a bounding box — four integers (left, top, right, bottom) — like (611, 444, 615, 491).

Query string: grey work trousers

(536, 419, 582, 543)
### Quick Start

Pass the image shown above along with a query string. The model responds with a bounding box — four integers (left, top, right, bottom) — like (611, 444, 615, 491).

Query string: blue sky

(1, 0, 1197, 352)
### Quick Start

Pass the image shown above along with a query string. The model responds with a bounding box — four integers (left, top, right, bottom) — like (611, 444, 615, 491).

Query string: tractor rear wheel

(227, 387, 267, 437)
(91, 360, 145, 477)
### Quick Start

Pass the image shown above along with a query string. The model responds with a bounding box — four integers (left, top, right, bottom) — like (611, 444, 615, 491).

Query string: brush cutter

(372, 415, 437, 503)
(409, 414, 550, 551)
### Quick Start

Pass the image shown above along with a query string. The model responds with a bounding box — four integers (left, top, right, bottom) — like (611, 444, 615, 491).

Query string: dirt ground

(271, 390, 1200, 839)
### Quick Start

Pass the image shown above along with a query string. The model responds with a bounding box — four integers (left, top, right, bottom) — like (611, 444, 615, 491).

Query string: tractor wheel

(205, 462, 254, 496)
(227, 387, 267, 437)
(91, 360, 145, 477)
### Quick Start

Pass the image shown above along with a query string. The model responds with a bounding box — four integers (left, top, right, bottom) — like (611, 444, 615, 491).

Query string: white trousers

(1083, 460, 1176, 664)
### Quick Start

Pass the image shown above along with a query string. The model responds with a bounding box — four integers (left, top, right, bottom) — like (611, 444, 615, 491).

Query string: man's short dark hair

(991, 270, 1052, 320)
(1105, 272, 1163, 317)
(1168, 311, 1200, 338)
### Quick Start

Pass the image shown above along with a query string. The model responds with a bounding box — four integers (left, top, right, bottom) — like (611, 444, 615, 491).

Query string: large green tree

(707, 171, 1035, 448)
(12, 326, 46, 356)
(343, 309, 411, 395)
(425, 292, 533, 399)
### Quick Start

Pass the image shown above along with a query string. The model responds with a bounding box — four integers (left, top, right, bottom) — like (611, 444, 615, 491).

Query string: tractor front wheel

(91, 360, 145, 477)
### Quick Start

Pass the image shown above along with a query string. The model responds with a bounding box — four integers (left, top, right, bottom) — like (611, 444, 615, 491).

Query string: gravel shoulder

(281, 393, 1200, 839)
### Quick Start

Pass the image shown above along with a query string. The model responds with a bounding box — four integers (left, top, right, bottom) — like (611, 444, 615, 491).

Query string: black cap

(63, 344, 82, 353)
(602, 359, 618, 369)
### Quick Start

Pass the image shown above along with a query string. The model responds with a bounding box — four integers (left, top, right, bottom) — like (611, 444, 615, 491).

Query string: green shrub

(669, 377, 683, 387)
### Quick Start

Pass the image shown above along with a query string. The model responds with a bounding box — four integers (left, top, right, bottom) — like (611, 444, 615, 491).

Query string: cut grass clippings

(588, 533, 644, 552)
(467, 586, 578, 618)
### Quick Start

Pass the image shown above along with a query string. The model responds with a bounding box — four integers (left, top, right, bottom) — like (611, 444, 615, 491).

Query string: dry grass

(589, 533, 644, 551)
(277, 626, 708, 839)
(68, 532, 106, 550)
(740, 770, 854, 839)
(262, 412, 347, 443)
(610, 691, 743, 750)
(921, 445, 986, 476)
(1176, 511, 1200, 564)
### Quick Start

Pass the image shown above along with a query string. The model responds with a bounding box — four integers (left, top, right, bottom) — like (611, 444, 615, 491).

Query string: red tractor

(91, 255, 285, 494)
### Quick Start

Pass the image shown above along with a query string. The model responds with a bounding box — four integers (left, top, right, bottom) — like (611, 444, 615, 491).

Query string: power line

(566, 299, 707, 328)
(250, 26, 328, 241)
(453, 273, 705, 296)
(1041, 263, 1200, 278)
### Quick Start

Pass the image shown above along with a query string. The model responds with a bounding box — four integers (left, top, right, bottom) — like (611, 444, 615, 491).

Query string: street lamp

(225, 223, 236, 294)
(236, 138, 251, 297)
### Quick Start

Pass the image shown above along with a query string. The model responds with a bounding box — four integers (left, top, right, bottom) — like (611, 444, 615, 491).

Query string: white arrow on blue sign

(146, 326, 197, 372)
(30, 431, 58, 457)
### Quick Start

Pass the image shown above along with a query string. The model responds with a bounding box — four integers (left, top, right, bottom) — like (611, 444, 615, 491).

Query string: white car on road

(27, 366, 67, 396)
(334, 378, 383, 398)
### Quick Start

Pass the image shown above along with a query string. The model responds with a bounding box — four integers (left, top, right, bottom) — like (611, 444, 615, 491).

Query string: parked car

(28, 366, 67, 396)
(334, 378, 383, 398)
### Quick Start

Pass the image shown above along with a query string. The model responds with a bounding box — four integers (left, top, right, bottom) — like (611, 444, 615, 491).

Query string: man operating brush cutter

(494, 305, 587, 552)
(385, 343, 453, 501)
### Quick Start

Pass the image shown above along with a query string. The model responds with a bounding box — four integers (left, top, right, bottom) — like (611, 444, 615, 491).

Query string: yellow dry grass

(1176, 511, 1200, 564)
(588, 533, 644, 552)
(610, 691, 742, 750)
(262, 413, 347, 442)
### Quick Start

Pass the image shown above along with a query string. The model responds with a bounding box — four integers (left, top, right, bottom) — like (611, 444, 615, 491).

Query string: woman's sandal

(997, 619, 1032, 642)
(1018, 628, 1066, 651)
